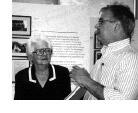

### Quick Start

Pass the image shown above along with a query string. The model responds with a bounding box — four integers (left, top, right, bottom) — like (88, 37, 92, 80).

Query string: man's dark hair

(100, 3, 135, 40)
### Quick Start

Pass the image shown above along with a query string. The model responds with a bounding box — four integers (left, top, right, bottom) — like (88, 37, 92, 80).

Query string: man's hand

(70, 65, 91, 87)
(70, 65, 104, 99)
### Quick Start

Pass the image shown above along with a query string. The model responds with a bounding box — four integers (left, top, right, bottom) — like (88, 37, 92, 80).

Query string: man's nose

(95, 23, 100, 29)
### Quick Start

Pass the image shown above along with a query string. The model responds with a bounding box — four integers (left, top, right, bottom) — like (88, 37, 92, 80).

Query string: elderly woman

(14, 36, 71, 100)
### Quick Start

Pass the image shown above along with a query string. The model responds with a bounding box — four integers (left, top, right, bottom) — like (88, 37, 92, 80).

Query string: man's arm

(70, 53, 138, 100)
(83, 77, 105, 100)
(70, 66, 105, 100)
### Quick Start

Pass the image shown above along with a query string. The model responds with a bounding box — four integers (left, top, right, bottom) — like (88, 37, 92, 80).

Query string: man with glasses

(70, 3, 138, 100)
(14, 36, 71, 100)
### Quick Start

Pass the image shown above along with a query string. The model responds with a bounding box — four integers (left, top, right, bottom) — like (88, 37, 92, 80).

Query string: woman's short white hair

(26, 34, 53, 58)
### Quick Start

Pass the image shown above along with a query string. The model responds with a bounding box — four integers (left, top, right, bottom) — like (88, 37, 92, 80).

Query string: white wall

(12, 2, 90, 68)
(12, 0, 136, 76)
(12, 0, 135, 70)
(12, 2, 92, 97)
(12, 0, 136, 99)
(12, 3, 90, 38)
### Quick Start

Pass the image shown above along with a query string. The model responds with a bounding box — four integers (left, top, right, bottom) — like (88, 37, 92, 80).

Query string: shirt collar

(101, 38, 130, 56)
(28, 64, 56, 83)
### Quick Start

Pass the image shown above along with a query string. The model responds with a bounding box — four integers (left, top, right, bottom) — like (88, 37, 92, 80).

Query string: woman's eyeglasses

(33, 48, 52, 56)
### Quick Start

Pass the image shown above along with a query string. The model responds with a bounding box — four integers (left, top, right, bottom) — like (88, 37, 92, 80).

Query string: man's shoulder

(119, 46, 138, 64)
(115, 45, 138, 56)
(123, 45, 138, 57)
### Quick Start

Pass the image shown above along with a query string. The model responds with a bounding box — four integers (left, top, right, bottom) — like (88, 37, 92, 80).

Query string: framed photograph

(94, 33, 102, 49)
(12, 56, 28, 60)
(12, 59, 30, 82)
(94, 50, 102, 64)
(12, 38, 28, 57)
(12, 15, 31, 36)
(134, 0, 138, 19)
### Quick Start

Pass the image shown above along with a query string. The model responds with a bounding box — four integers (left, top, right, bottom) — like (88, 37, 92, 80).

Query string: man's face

(95, 10, 116, 45)
(32, 41, 52, 65)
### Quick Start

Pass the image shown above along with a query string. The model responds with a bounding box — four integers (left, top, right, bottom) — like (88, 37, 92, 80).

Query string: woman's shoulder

(52, 65, 70, 79)
(15, 67, 29, 80)
(53, 64, 69, 71)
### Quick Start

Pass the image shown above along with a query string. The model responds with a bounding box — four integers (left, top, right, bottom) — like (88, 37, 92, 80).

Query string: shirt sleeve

(104, 53, 138, 100)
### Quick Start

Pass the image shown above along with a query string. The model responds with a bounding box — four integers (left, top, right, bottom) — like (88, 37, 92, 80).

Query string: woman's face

(32, 41, 52, 66)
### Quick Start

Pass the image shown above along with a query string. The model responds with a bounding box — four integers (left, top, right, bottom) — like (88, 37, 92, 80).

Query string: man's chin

(94, 30, 100, 35)
(97, 38, 103, 46)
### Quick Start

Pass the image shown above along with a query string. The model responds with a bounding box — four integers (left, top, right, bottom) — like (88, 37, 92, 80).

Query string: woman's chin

(37, 60, 50, 65)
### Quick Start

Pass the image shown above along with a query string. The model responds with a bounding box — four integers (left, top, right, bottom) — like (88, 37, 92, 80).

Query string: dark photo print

(12, 20, 27, 31)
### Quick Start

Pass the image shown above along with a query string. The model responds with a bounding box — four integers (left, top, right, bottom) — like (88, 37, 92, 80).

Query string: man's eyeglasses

(98, 18, 116, 26)
(33, 48, 52, 56)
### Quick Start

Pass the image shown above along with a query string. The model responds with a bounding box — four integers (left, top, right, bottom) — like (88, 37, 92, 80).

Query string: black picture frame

(12, 15, 31, 36)
(12, 58, 30, 82)
(94, 50, 102, 64)
(94, 33, 102, 49)
(12, 37, 29, 57)
(135, 0, 138, 19)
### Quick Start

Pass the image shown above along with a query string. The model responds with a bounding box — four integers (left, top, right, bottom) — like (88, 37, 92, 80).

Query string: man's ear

(114, 21, 121, 33)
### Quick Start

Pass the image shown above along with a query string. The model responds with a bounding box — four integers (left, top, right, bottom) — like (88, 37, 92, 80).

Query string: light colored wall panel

(12, 0, 59, 4)
(12, 2, 90, 76)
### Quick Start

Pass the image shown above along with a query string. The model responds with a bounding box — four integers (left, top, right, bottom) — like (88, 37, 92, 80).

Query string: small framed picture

(94, 33, 102, 49)
(94, 50, 102, 64)
(134, 0, 138, 19)
(12, 15, 31, 36)
(12, 37, 28, 57)
(12, 56, 28, 60)
(12, 59, 30, 82)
